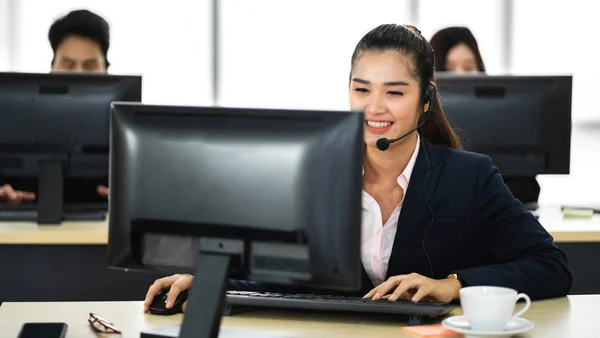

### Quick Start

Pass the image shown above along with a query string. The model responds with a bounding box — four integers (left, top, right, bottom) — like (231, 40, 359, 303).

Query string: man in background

(50, 9, 111, 198)
(0, 9, 111, 203)
(49, 9, 110, 73)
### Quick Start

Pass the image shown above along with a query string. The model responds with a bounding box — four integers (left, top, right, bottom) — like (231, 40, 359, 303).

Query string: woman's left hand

(363, 273, 461, 303)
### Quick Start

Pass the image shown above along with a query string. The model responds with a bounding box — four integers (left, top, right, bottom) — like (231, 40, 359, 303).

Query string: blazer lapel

(385, 140, 443, 278)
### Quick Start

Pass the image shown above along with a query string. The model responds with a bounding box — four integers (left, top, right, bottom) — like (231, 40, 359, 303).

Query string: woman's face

(445, 43, 479, 73)
(349, 51, 423, 148)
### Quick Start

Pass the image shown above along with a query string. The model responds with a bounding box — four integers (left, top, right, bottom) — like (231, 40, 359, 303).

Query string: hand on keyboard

(227, 291, 443, 305)
(363, 272, 461, 303)
(0, 184, 35, 204)
(225, 290, 456, 318)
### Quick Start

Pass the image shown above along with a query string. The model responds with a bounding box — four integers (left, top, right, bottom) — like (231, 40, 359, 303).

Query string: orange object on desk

(401, 324, 460, 337)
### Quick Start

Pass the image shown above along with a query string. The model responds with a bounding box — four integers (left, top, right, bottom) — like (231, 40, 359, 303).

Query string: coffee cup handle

(512, 293, 531, 319)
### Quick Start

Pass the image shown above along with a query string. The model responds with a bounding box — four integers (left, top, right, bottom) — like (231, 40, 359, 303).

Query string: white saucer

(441, 315, 535, 337)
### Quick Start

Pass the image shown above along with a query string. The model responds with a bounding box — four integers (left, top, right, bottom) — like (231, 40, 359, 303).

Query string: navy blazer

(231, 139, 572, 301)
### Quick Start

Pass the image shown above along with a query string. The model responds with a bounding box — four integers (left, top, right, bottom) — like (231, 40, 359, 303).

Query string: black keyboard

(0, 202, 107, 221)
(225, 290, 456, 323)
(0, 202, 107, 212)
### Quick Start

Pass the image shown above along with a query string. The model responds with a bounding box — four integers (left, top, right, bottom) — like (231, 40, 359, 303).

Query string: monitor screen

(0, 72, 142, 223)
(435, 74, 572, 176)
(107, 102, 364, 291)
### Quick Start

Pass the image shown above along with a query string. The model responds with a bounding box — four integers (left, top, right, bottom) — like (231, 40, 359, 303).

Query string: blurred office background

(0, 0, 597, 207)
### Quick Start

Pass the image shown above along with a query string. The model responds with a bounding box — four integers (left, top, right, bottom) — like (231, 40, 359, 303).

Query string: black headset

(423, 84, 437, 114)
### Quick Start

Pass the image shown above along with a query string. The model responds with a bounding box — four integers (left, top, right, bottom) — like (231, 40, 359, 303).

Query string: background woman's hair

(350, 24, 462, 149)
(429, 26, 485, 72)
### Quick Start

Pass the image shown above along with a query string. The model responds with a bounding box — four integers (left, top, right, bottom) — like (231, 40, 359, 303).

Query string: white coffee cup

(459, 286, 531, 332)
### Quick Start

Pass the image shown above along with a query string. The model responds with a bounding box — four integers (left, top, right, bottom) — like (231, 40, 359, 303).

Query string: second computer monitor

(0, 72, 142, 223)
(107, 102, 364, 291)
(435, 74, 572, 176)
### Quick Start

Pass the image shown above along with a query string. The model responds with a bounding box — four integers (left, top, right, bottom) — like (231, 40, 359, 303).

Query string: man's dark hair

(48, 9, 110, 68)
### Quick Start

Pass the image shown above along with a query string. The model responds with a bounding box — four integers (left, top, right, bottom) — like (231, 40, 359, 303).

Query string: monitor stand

(37, 158, 65, 224)
(179, 252, 231, 338)
(140, 252, 292, 338)
(140, 252, 231, 338)
(0, 159, 107, 224)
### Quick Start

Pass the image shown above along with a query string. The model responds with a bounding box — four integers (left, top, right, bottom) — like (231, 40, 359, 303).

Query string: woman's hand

(363, 273, 461, 303)
(0, 184, 35, 204)
(144, 274, 194, 313)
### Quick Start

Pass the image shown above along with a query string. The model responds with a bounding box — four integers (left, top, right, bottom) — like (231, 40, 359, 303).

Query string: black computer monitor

(107, 102, 364, 338)
(0, 72, 142, 224)
(435, 74, 572, 205)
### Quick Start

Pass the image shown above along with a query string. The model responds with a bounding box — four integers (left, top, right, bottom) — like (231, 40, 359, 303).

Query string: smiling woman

(143, 24, 572, 310)
(348, 26, 461, 152)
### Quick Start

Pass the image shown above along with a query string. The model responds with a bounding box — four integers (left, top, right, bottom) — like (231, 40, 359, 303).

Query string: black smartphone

(18, 322, 68, 338)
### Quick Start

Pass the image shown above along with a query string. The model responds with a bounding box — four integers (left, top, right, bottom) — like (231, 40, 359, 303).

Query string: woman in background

(430, 26, 540, 206)
(429, 26, 485, 73)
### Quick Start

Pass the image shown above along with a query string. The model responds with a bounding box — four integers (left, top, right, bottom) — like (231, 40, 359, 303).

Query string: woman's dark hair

(350, 24, 461, 150)
(429, 26, 485, 72)
(48, 9, 111, 68)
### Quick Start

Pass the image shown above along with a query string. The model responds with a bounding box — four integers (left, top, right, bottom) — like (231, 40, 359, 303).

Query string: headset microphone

(376, 119, 427, 151)
(376, 85, 437, 151)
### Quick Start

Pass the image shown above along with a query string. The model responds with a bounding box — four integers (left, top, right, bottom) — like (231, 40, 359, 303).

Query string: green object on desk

(562, 208, 594, 219)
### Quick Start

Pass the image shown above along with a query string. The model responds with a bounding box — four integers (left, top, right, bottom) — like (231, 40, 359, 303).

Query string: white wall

(218, 0, 411, 111)
(511, 0, 598, 123)
(2, 0, 598, 206)
(0, 0, 12, 71)
(511, 0, 600, 206)
(10, 0, 213, 106)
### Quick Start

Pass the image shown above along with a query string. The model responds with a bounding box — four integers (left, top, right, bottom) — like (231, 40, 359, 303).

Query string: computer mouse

(148, 288, 189, 315)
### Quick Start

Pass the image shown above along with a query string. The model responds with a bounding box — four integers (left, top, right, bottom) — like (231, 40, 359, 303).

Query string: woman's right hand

(0, 184, 35, 204)
(144, 274, 194, 313)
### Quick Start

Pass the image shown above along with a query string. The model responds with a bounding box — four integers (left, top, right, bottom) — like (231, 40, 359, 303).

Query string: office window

(512, 0, 600, 205)
(417, 0, 505, 74)
(11, 0, 212, 105)
(218, 0, 411, 110)
(511, 0, 598, 123)
(0, 0, 11, 71)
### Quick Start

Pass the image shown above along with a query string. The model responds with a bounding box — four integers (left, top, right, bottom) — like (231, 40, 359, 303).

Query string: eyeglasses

(88, 313, 122, 335)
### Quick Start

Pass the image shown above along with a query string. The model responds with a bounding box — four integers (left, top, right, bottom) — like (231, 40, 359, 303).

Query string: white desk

(0, 219, 108, 244)
(536, 205, 600, 242)
(0, 206, 598, 245)
(0, 206, 599, 301)
(0, 296, 598, 337)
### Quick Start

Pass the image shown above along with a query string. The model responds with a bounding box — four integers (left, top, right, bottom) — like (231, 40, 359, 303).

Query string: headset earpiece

(423, 85, 437, 114)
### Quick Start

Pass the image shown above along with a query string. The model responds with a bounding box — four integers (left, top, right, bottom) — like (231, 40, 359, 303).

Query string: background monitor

(435, 74, 572, 177)
(107, 102, 364, 337)
(0, 72, 142, 224)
